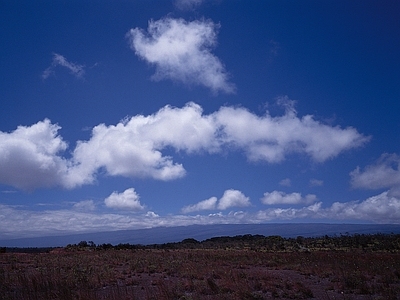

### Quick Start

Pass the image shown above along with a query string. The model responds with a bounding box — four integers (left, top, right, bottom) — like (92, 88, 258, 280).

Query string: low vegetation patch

(1, 234, 399, 299)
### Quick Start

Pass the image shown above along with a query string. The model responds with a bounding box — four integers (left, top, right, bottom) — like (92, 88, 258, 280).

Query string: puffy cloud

(260, 191, 317, 205)
(127, 17, 235, 94)
(328, 192, 400, 223)
(182, 189, 250, 213)
(70, 122, 186, 183)
(104, 188, 145, 211)
(218, 189, 251, 210)
(215, 97, 370, 163)
(182, 196, 218, 213)
(0, 101, 369, 191)
(350, 153, 400, 197)
(69, 102, 216, 185)
(42, 53, 85, 79)
(0, 119, 69, 190)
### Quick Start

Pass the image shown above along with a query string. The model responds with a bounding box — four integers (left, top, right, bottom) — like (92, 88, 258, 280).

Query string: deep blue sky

(1, 0, 399, 239)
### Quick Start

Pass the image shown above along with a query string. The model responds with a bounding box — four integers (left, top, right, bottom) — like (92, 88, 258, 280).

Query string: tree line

(63, 233, 400, 252)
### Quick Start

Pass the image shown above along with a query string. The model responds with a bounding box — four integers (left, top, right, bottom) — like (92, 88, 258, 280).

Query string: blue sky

(1, 0, 399, 239)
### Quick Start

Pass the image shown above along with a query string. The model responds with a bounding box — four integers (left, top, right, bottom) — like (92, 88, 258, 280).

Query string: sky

(1, 0, 399, 240)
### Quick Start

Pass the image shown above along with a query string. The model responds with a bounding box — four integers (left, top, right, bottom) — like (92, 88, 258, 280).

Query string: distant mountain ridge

(2, 223, 400, 247)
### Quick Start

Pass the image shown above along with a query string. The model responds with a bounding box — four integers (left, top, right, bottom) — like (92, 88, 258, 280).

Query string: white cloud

(145, 211, 159, 218)
(0, 204, 252, 239)
(0, 101, 369, 191)
(218, 189, 251, 210)
(1, 192, 399, 239)
(127, 17, 235, 94)
(279, 178, 291, 187)
(68, 102, 216, 185)
(255, 202, 323, 221)
(309, 179, 324, 187)
(182, 196, 218, 213)
(0, 119, 69, 190)
(104, 188, 145, 211)
(328, 192, 400, 223)
(256, 192, 400, 224)
(73, 200, 96, 211)
(182, 189, 250, 213)
(42, 53, 85, 79)
(261, 191, 317, 205)
(350, 153, 400, 197)
(174, 0, 204, 10)
(215, 97, 370, 163)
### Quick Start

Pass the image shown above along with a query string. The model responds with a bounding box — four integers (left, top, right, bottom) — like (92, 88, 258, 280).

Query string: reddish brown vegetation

(1, 246, 400, 299)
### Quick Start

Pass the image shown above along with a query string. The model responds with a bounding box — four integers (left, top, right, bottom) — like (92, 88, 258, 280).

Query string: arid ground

(1, 234, 400, 299)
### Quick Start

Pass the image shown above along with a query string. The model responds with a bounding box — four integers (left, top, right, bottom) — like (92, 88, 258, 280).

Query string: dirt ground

(1, 249, 400, 299)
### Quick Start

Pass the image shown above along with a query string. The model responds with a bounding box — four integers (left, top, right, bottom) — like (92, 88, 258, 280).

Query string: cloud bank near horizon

(1, 189, 399, 239)
(0, 100, 369, 191)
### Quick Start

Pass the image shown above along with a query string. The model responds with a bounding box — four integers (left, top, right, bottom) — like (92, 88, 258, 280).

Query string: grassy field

(1, 234, 400, 299)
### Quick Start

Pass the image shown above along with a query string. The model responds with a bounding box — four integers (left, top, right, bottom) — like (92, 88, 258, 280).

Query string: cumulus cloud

(261, 191, 317, 205)
(217, 189, 251, 210)
(104, 188, 145, 211)
(0, 101, 369, 191)
(127, 17, 235, 94)
(182, 189, 250, 213)
(350, 153, 400, 197)
(215, 97, 370, 163)
(68, 102, 216, 185)
(0, 119, 69, 190)
(182, 196, 218, 213)
(42, 53, 85, 79)
(328, 192, 400, 222)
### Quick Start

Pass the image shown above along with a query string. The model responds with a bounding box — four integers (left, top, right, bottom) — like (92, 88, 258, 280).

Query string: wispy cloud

(279, 178, 291, 187)
(42, 53, 85, 79)
(174, 0, 205, 10)
(127, 17, 235, 94)
(0, 100, 369, 191)
(309, 179, 324, 187)
(73, 200, 96, 211)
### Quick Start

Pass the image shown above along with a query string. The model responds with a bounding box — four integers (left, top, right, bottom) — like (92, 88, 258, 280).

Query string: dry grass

(1, 248, 400, 299)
